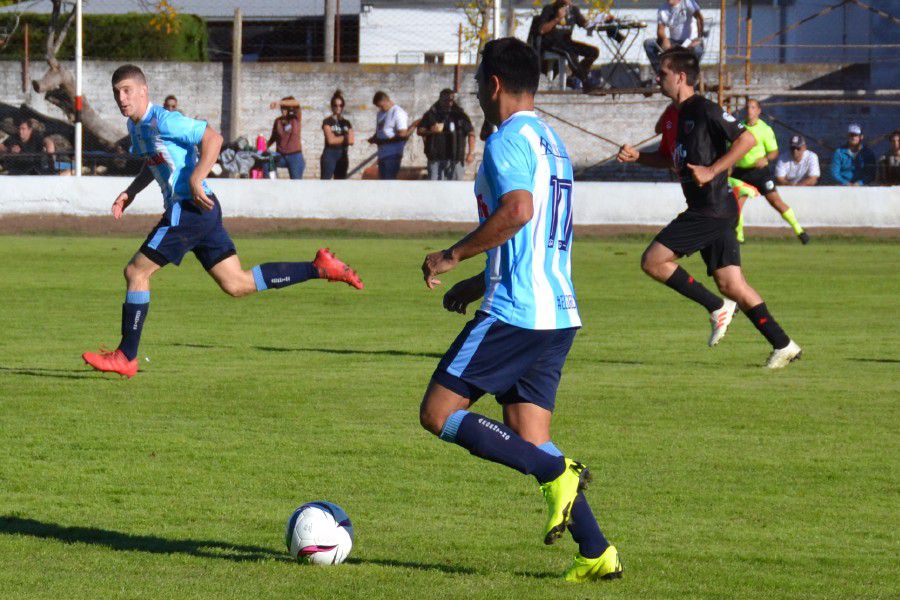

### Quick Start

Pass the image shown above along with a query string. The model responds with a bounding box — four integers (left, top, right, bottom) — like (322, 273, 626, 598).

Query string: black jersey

(674, 94, 746, 218)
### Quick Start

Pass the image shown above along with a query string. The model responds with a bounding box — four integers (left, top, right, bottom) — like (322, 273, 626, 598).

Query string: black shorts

(139, 195, 237, 271)
(655, 211, 741, 276)
(731, 166, 777, 195)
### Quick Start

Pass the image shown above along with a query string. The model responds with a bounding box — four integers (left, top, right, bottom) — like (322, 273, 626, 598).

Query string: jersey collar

(500, 110, 536, 128)
(139, 103, 155, 123)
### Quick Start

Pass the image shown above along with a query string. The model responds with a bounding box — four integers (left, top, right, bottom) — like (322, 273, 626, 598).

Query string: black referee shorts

(731, 166, 777, 195)
(655, 211, 741, 276)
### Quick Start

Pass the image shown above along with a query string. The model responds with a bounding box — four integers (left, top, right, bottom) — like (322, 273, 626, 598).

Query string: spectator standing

(417, 89, 475, 181)
(877, 129, 900, 185)
(368, 91, 411, 180)
(831, 123, 876, 186)
(321, 90, 354, 180)
(264, 96, 305, 180)
(163, 95, 178, 111)
(531, 0, 599, 90)
(774, 135, 820, 186)
(644, 0, 705, 73)
(0, 118, 56, 175)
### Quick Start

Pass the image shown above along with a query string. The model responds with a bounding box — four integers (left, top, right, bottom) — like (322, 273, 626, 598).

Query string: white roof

(0, 1, 362, 20)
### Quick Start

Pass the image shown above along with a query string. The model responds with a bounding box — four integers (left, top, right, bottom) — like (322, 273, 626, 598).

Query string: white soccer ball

(285, 501, 354, 565)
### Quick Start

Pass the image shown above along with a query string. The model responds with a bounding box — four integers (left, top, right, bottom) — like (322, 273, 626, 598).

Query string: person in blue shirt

(831, 123, 876, 185)
(419, 38, 622, 583)
(82, 65, 363, 378)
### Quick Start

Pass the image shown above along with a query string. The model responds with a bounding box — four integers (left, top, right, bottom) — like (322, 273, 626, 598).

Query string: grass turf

(0, 234, 897, 599)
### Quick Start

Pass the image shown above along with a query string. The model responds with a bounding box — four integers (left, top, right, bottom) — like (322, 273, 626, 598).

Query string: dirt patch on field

(0, 214, 897, 239)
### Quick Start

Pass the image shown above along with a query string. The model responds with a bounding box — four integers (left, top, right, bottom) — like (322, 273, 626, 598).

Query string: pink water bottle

(256, 134, 267, 152)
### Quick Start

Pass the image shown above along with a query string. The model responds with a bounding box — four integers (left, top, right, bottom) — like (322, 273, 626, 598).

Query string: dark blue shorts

(139, 195, 236, 271)
(432, 311, 578, 412)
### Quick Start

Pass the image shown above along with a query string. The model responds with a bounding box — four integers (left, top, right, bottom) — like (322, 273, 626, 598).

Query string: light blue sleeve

(482, 132, 535, 200)
(158, 110, 208, 147)
(831, 149, 850, 185)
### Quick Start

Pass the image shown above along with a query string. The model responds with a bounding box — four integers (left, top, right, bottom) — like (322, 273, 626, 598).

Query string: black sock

(664, 266, 724, 313)
(745, 302, 790, 349)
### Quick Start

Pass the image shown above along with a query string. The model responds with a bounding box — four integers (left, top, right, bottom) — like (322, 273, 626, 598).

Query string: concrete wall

(1, 176, 897, 228)
(1, 60, 895, 180)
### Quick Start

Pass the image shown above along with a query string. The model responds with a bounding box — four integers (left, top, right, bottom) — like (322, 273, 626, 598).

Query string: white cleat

(708, 299, 737, 347)
(765, 340, 803, 369)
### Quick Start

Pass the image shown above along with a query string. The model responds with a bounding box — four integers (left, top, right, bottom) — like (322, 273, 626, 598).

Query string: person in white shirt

(644, 0, 704, 73)
(775, 135, 820, 186)
(368, 91, 412, 180)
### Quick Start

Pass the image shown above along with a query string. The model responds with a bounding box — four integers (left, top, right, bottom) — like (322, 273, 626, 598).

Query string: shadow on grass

(345, 557, 478, 575)
(254, 346, 443, 359)
(0, 516, 286, 563)
(848, 357, 900, 364)
(0, 366, 98, 381)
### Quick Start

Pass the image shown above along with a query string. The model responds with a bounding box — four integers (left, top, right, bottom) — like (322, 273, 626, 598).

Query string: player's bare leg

(642, 241, 734, 346)
(418, 380, 473, 436)
(82, 252, 161, 378)
(208, 250, 363, 297)
(207, 254, 257, 297)
(712, 265, 801, 367)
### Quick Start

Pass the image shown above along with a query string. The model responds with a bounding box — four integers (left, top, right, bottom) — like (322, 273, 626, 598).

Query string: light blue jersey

(128, 104, 211, 209)
(474, 111, 580, 330)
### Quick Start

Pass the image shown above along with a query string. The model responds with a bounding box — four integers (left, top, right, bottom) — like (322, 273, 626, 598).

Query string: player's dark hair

(15, 116, 32, 128)
(164, 94, 177, 103)
(111, 64, 146, 86)
(659, 48, 700, 86)
(331, 89, 345, 103)
(479, 37, 540, 96)
(372, 90, 389, 105)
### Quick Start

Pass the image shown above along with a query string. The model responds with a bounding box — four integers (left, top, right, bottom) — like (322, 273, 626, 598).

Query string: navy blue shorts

(431, 311, 578, 412)
(139, 195, 236, 271)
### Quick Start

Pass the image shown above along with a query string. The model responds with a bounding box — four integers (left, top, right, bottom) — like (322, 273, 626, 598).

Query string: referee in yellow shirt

(731, 99, 809, 244)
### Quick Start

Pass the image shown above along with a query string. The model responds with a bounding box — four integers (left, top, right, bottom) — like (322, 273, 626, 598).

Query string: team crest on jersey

(539, 136, 567, 159)
(683, 120, 694, 134)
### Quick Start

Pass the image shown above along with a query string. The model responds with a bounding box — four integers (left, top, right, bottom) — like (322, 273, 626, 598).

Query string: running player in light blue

(82, 65, 363, 378)
(419, 38, 621, 582)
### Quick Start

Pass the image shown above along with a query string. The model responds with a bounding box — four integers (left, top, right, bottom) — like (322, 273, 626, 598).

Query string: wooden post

(455, 23, 462, 93)
(22, 22, 28, 93)
(230, 8, 242, 143)
(324, 0, 335, 63)
(745, 0, 753, 106)
(717, 0, 726, 106)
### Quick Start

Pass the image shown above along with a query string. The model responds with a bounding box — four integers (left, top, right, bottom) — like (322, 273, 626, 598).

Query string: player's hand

(754, 157, 768, 168)
(422, 249, 458, 290)
(190, 177, 214, 211)
(112, 192, 129, 220)
(442, 278, 483, 314)
(689, 38, 702, 48)
(687, 163, 715, 186)
(367, 135, 377, 145)
(617, 144, 639, 163)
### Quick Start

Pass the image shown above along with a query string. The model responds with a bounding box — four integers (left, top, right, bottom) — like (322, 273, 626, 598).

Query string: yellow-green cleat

(540, 458, 590, 545)
(563, 545, 623, 582)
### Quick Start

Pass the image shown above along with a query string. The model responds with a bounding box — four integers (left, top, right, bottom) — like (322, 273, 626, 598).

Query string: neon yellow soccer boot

(540, 459, 590, 545)
(563, 545, 623, 582)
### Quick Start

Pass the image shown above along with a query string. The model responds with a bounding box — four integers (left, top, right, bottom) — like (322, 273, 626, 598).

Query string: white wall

(1, 176, 897, 228)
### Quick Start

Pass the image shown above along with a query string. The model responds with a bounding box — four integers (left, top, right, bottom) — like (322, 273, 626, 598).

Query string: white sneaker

(708, 299, 737, 347)
(765, 340, 802, 369)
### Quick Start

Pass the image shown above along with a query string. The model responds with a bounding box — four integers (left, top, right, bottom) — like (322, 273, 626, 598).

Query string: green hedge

(0, 13, 207, 61)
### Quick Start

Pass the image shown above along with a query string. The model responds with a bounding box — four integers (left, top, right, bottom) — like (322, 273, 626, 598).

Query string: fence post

(455, 23, 462, 92)
(21, 22, 28, 94)
(324, 0, 335, 63)
(230, 8, 242, 143)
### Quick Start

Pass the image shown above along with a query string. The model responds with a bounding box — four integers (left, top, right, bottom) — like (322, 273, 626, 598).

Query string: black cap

(790, 135, 806, 148)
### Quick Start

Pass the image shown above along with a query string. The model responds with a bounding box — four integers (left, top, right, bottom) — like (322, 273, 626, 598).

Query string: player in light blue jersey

(82, 65, 363, 378)
(418, 39, 621, 582)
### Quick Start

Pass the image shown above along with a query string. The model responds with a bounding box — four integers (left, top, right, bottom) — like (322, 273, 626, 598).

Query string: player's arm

(323, 123, 343, 146)
(189, 125, 224, 211)
(422, 189, 533, 289)
(798, 174, 818, 186)
(692, 10, 704, 44)
(617, 143, 670, 169)
(466, 132, 476, 164)
(657, 22, 670, 50)
(112, 162, 154, 219)
(687, 130, 754, 186)
(443, 273, 486, 314)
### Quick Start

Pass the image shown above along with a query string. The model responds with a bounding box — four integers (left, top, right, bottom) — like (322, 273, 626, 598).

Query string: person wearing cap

(775, 135, 820, 186)
(417, 89, 475, 181)
(731, 99, 809, 244)
(831, 124, 876, 186)
(263, 96, 305, 180)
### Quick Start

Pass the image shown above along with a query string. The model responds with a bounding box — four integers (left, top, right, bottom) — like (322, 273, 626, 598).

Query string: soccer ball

(285, 501, 354, 565)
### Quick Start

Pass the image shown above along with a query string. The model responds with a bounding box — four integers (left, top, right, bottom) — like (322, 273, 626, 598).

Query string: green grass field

(0, 234, 897, 599)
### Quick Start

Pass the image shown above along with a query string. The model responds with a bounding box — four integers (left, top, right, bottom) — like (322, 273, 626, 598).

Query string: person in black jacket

(417, 89, 475, 180)
(530, 0, 599, 89)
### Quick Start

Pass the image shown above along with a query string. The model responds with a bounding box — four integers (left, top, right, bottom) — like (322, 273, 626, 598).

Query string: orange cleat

(313, 248, 364, 290)
(82, 348, 138, 378)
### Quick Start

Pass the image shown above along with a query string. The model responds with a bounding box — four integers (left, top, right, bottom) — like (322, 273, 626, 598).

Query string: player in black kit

(618, 48, 801, 368)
